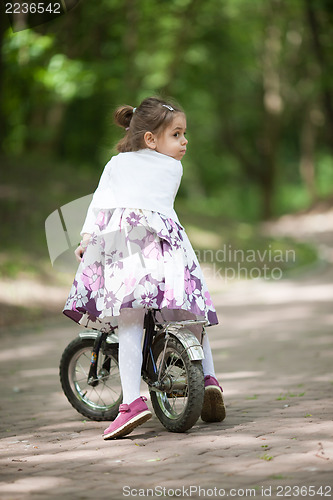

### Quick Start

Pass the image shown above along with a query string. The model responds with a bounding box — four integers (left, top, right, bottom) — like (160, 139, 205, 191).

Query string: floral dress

(63, 207, 218, 330)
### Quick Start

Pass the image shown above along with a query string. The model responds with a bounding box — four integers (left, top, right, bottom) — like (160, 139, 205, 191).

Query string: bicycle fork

(87, 330, 109, 386)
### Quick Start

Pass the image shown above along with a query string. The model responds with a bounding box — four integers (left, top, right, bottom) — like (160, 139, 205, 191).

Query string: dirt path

(0, 215, 332, 499)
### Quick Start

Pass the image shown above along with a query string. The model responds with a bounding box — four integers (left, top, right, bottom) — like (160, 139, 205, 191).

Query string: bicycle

(59, 309, 207, 432)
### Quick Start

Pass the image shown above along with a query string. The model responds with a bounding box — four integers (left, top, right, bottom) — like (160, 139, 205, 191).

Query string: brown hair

(114, 96, 184, 153)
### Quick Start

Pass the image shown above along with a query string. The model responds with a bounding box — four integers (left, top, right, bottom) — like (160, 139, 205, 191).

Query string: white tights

(118, 308, 145, 405)
(117, 308, 216, 405)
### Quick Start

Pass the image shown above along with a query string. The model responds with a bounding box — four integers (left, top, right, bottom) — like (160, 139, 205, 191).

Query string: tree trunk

(124, 0, 140, 98)
(300, 106, 318, 203)
(0, 7, 8, 154)
(257, 2, 283, 219)
(162, 0, 201, 96)
(220, 8, 283, 221)
(304, 0, 333, 147)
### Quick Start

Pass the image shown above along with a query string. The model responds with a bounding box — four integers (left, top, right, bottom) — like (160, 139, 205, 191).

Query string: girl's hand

(74, 233, 91, 262)
(74, 244, 85, 262)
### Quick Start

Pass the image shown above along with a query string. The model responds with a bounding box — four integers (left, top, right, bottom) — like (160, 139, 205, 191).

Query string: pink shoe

(103, 396, 152, 440)
(201, 375, 226, 423)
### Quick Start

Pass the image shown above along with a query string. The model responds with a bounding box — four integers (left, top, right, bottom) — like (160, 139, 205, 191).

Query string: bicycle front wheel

(148, 335, 204, 432)
(59, 337, 122, 421)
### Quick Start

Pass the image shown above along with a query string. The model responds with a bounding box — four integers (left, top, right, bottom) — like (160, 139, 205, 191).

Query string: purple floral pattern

(81, 262, 105, 292)
(63, 208, 218, 329)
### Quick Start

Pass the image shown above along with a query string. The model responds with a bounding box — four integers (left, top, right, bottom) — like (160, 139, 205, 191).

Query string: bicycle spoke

(91, 385, 107, 407)
(68, 347, 121, 411)
(76, 360, 89, 378)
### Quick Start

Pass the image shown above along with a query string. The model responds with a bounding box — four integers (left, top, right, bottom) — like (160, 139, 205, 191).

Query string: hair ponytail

(113, 105, 135, 153)
(114, 97, 183, 153)
(114, 105, 135, 130)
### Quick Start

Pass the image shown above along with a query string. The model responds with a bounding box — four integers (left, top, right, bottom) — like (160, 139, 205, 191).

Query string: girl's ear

(144, 131, 157, 150)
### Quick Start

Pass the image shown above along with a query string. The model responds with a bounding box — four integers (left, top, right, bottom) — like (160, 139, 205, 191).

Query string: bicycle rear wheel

(148, 335, 204, 432)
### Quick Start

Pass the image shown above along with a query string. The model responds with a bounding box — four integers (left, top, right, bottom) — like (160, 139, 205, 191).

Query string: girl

(63, 97, 225, 440)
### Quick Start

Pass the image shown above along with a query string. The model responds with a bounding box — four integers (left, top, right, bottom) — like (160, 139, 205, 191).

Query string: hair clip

(162, 104, 174, 111)
(133, 107, 137, 113)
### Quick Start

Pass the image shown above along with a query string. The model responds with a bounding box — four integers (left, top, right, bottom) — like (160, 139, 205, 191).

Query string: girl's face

(145, 113, 188, 161)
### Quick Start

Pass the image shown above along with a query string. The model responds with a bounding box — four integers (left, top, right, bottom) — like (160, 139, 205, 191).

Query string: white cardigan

(81, 149, 183, 235)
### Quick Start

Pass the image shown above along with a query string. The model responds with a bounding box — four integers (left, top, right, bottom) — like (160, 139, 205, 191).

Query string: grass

(276, 392, 306, 401)
(269, 474, 289, 480)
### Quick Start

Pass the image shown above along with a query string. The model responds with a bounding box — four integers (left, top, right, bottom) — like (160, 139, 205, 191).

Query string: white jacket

(81, 149, 183, 235)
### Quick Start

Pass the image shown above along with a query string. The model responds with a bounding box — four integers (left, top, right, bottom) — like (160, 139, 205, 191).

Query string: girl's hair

(114, 96, 183, 153)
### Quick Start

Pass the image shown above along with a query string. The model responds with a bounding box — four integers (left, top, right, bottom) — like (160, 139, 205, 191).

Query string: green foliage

(317, 154, 333, 196)
(1, 0, 333, 220)
(36, 53, 97, 101)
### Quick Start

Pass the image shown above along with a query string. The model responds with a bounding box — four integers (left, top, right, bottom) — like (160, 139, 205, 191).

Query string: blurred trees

(1, 0, 333, 220)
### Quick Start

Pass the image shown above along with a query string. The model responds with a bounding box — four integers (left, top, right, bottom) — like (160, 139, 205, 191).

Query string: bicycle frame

(141, 310, 206, 391)
(81, 309, 206, 389)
